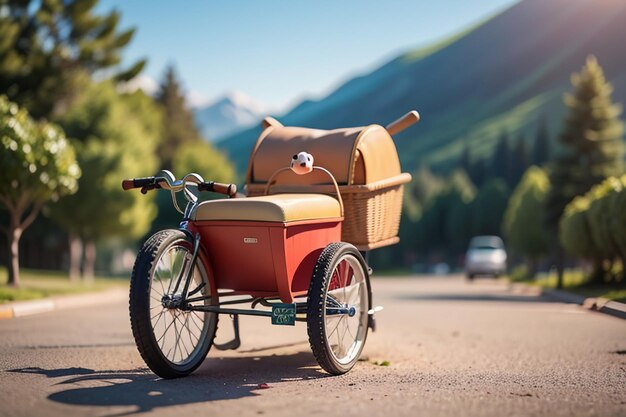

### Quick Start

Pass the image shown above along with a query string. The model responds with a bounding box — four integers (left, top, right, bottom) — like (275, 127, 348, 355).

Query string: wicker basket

(246, 173, 410, 250)
(245, 120, 413, 251)
(341, 181, 406, 249)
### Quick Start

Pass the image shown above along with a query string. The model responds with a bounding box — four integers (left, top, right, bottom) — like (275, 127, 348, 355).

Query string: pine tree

(156, 66, 203, 170)
(469, 158, 486, 188)
(459, 141, 471, 173)
(0, 0, 145, 119)
(491, 132, 511, 181)
(510, 136, 529, 186)
(531, 117, 550, 166)
(546, 56, 625, 287)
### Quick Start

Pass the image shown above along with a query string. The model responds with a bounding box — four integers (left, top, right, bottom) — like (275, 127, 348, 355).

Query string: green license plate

(271, 303, 296, 326)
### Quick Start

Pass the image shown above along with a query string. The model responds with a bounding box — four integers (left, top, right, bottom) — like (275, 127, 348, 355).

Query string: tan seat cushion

(192, 194, 341, 223)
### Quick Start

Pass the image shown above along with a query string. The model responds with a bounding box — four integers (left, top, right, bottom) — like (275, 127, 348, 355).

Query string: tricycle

(122, 110, 420, 378)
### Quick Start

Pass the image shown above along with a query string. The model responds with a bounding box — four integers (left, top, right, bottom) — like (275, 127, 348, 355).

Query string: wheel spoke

(174, 313, 191, 358)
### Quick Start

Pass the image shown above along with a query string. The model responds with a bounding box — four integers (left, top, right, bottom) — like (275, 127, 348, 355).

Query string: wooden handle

(261, 116, 283, 129)
(385, 110, 420, 136)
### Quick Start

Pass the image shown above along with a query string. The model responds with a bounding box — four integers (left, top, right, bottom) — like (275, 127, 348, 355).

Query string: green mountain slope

(219, 0, 626, 176)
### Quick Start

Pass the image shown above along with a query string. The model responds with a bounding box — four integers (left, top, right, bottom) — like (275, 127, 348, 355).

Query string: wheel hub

(161, 294, 183, 309)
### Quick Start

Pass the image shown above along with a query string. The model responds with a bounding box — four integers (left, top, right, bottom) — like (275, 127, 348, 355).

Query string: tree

(0, 96, 80, 286)
(411, 166, 445, 205)
(610, 175, 626, 275)
(503, 166, 552, 277)
(468, 157, 487, 188)
(559, 196, 597, 264)
(584, 178, 622, 282)
(147, 140, 238, 235)
(459, 142, 471, 175)
(172, 141, 236, 182)
(545, 56, 625, 288)
(469, 178, 510, 237)
(417, 169, 475, 253)
(531, 117, 550, 166)
(0, 0, 145, 119)
(50, 82, 158, 280)
(156, 66, 203, 170)
(491, 132, 511, 181)
(510, 137, 529, 187)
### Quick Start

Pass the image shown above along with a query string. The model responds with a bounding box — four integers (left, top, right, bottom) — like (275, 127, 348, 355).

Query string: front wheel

(129, 229, 218, 379)
(307, 242, 371, 375)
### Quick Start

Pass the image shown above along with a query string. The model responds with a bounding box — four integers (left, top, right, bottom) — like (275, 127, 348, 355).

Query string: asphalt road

(1, 275, 625, 417)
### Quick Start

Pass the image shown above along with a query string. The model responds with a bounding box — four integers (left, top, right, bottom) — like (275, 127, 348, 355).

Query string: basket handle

(264, 166, 344, 218)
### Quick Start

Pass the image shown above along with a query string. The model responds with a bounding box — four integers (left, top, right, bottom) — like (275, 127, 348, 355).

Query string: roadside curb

(0, 288, 127, 320)
(541, 288, 626, 320)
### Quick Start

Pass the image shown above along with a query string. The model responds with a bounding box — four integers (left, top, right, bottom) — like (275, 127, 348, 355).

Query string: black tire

(129, 229, 218, 379)
(307, 242, 371, 375)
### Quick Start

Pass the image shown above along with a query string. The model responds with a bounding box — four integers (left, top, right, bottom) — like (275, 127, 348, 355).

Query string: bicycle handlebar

(122, 173, 237, 198)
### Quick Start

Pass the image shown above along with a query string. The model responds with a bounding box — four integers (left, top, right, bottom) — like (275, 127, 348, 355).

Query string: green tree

(585, 178, 623, 282)
(404, 166, 445, 221)
(503, 166, 552, 277)
(491, 132, 511, 181)
(417, 169, 475, 253)
(148, 140, 238, 235)
(531, 117, 550, 166)
(510, 136, 529, 187)
(610, 175, 626, 269)
(470, 178, 509, 237)
(172, 141, 236, 182)
(0, 0, 145, 119)
(156, 66, 202, 170)
(50, 82, 158, 280)
(0, 96, 80, 286)
(546, 56, 625, 287)
(559, 195, 598, 264)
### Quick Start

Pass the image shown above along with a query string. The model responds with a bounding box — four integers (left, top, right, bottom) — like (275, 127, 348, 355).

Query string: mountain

(193, 91, 267, 141)
(218, 0, 626, 176)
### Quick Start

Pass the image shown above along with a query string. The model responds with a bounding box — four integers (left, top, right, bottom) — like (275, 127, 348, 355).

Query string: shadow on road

(9, 351, 325, 416)
(396, 292, 548, 303)
(395, 281, 550, 303)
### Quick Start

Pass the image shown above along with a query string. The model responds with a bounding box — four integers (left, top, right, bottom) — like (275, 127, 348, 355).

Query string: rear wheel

(129, 229, 218, 379)
(307, 242, 371, 375)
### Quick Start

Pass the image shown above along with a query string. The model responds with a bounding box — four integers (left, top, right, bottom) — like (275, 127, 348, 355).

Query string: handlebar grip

(198, 181, 237, 198)
(122, 176, 156, 190)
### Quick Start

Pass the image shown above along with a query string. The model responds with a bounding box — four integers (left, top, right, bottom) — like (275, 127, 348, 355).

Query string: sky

(100, 0, 519, 112)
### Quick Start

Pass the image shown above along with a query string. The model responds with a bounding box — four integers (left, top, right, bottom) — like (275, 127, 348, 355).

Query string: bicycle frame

(126, 170, 376, 350)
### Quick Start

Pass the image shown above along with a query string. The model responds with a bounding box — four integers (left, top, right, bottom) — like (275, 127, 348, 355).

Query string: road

(0, 275, 625, 417)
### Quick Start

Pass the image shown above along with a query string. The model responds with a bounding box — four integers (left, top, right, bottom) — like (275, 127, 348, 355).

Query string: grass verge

(511, 269, 626, 303)
(0, 267, 128, 304)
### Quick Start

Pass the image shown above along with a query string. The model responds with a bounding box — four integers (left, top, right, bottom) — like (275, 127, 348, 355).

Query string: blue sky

(101, 0, 518, 111)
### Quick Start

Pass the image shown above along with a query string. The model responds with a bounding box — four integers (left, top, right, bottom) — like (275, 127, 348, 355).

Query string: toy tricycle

(123, 111, 419, 378)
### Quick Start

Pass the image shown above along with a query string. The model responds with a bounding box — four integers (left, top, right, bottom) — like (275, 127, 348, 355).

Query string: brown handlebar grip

(199, 181, 237, 198)
(385, 110, 420, 136)
(122, 179, 135, 190)
(213, 182, 237, 198)
(121, 176, 157, 191)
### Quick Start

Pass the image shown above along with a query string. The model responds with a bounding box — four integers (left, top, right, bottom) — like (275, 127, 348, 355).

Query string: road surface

(1, 275, 625, 417)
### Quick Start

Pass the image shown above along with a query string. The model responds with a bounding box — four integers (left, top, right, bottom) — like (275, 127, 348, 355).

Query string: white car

(465, 236, 507, 280)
